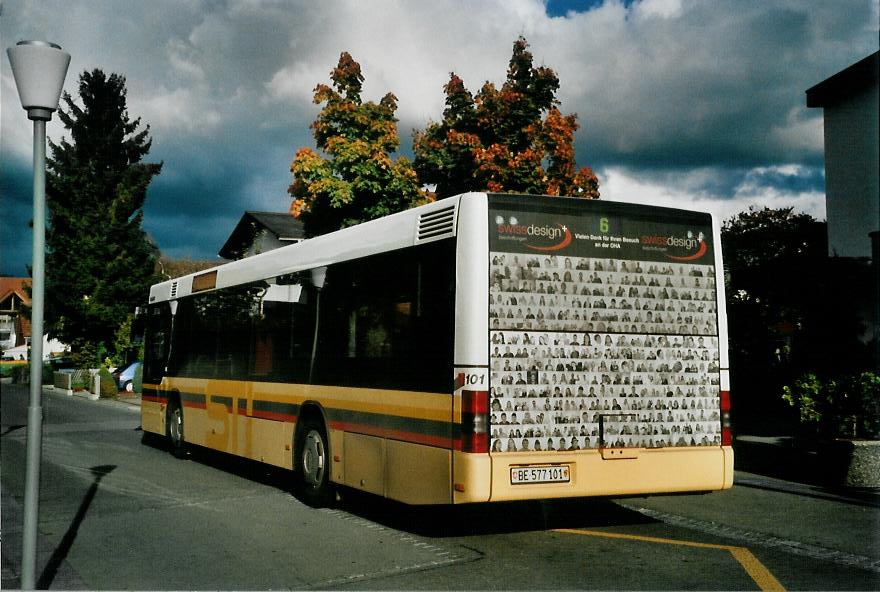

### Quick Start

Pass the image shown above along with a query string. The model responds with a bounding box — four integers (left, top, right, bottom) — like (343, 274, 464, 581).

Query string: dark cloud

(0, 160, 35, 276)
(560, 1, 876, 171)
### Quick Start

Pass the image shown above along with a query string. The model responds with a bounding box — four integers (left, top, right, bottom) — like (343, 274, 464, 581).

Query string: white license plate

(510, 465, 570, 485)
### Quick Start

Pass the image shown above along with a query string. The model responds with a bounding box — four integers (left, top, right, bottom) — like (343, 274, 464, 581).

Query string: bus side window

(244, 275, 318, 383)
(313, 240, 454, 392)
(254, 289, 315, 383)
(174, 284, 263, 380)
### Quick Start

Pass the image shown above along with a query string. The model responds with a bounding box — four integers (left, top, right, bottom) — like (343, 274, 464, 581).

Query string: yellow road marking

(555, 529, 785, 592)
(727, 546, 786, 592)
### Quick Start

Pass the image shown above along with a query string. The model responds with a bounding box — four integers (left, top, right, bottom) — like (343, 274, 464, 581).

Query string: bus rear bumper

(453, 446, 733, 504)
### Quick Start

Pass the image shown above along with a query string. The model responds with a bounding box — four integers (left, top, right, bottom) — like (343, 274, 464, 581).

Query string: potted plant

(782, 371, 880, 487)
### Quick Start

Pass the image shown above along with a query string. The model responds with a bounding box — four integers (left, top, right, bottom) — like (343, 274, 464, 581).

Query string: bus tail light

(461, 390, 489, 453)
(720, 390, 732, 446)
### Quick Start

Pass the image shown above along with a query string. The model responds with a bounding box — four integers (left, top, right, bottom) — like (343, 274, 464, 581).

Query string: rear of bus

(452, 193, 733, 503)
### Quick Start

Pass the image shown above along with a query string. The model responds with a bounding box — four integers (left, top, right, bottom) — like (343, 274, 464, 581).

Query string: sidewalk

(734, 434, 880, 492)
(111, 390, 142, 409)
(52, 384, 142, 410)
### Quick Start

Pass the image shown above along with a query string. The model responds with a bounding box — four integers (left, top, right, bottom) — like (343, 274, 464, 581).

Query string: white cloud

(771, 107, 824, 154)
(600, 165, 827, 224)
(167, 38, 206, 83)
(134, 86, 222, 136)
(632, 0, 684, 20)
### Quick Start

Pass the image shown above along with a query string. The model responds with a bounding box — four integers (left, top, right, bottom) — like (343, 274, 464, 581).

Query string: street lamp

(6, 40, 70, 591)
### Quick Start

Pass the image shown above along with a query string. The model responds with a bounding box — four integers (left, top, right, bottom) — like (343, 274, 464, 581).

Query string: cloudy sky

(2, 0, 877, 276)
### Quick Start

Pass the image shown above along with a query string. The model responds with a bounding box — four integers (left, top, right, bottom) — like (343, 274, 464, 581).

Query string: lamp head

(6, 40, 71, 121)
(311, 266, 328, 290)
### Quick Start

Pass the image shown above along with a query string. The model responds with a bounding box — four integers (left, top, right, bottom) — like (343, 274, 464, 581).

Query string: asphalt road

(2, 380, 878, 590)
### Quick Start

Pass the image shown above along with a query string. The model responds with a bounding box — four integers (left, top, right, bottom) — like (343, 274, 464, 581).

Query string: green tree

(722, 206, 826, 271)
(722, 206, 870, 431)
(413, 37, 599, 200)
(289, 52, 428, 237)
(46, 69, 162, 364)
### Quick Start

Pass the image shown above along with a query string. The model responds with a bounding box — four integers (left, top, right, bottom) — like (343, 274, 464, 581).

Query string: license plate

(510, 465, 570, 485)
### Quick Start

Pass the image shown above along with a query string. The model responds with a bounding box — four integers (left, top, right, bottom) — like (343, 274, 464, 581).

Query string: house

(218, 211, 305, 260)
(0, 276, 67, 360)
(806, 51, 879, 259)
(806, 51, 879, 366)
(0, 277, 31, 354)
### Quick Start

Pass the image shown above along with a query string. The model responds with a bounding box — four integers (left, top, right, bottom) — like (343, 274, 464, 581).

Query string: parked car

(113, 361, 142, 392)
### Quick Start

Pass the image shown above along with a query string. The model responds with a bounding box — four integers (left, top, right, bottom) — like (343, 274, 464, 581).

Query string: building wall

(0, 314, 17, 351)
(823, 81, 880, 258)
(245, 230, 287, 258)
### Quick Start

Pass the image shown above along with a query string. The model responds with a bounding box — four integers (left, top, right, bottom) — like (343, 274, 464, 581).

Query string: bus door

(142, 301, 174, 433)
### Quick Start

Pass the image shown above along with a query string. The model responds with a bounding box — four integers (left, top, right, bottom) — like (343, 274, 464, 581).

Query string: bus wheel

(294, 416, 333, 507)
(166, 398, 187, 459)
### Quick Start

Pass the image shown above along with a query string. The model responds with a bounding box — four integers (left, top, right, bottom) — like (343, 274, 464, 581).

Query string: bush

(0, 361, 27, 378)
(133, 362, 143, 394)
(6, 362, 59, 384)
(42, 362, 54, 384)
(11, 363, 30, 383)
(99, 366, 118, 398)
(69, 340, 99, 369)
(783, 372, 880, 439)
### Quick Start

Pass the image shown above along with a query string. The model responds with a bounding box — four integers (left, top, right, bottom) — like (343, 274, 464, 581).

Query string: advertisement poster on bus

(487, 200, 722, 454)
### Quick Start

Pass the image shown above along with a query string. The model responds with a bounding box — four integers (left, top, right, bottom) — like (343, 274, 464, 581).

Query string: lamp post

(6, 40, 70, 591)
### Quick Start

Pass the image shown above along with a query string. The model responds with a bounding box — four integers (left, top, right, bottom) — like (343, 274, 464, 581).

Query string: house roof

(806, 51, 879, 108)
(218, 211, 305, 260)
(0, 277, 30, 308)
(0, 277, 31, 340)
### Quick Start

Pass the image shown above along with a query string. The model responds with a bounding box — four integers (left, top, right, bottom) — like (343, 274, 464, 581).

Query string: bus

(141, 192, 733, 506)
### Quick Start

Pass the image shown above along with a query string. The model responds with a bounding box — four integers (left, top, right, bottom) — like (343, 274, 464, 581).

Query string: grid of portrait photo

(489, 252, 722, 453)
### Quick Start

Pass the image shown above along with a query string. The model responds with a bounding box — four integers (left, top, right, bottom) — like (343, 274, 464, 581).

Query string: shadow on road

(140, 437, 658, 537)
(36, 464, 116, 590)
(334, 488, 658, 538)
(0, 425, 26, 437)
(141, 433, 287, 489)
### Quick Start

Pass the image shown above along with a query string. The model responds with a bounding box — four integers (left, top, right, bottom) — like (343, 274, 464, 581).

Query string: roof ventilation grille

(417, 205, 456, 242)
(170, 281, 179, 299)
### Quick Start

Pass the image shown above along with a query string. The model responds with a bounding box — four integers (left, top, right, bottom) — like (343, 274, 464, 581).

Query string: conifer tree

(46, 69, 161, 363)
(289, 53, 428, 237)
(414, 37, 599, 200)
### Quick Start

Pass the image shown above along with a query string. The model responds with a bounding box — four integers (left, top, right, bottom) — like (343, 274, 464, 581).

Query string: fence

(53, 369, 99, 398)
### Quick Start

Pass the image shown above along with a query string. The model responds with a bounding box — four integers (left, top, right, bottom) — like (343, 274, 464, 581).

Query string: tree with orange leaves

(414, 37, 599, 200)
(289, 53, 427, 237)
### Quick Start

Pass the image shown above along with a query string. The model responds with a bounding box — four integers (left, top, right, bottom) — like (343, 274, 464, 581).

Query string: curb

(734, 435, 880, 489)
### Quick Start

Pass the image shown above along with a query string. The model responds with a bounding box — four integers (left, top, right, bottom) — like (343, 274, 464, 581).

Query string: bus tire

(293, 415, 334, 507)
(166, 397, 187, 459)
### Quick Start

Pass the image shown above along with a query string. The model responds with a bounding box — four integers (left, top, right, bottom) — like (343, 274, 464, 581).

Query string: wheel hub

(302, 430, 325, 486)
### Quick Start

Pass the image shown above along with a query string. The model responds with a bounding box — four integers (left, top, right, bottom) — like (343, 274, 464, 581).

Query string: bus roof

(148, 193, 466, 304)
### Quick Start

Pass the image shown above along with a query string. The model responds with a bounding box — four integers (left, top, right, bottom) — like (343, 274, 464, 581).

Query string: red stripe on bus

(252, 410, 297, 423)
